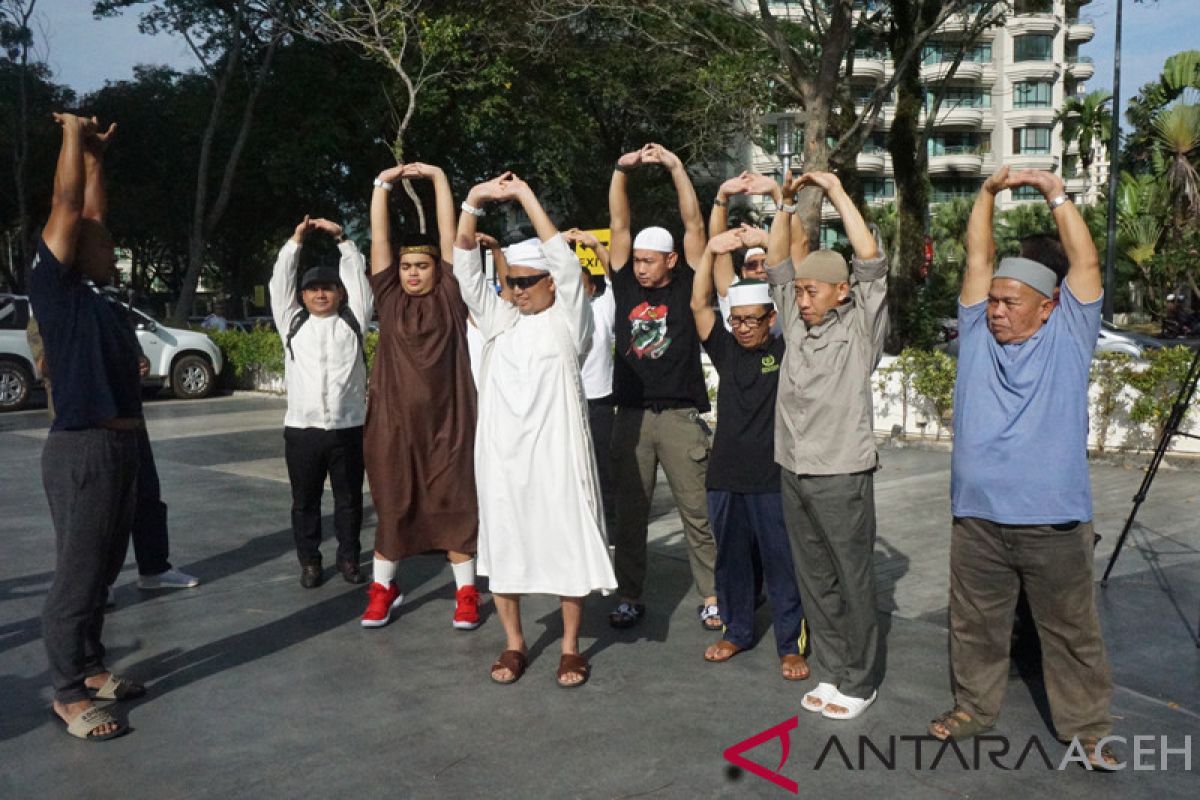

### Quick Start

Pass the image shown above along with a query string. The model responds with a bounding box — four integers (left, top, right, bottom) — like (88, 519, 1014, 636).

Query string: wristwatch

(713, 196, 728, 208)
(779, 203, 798, 215)
(1047, 194, 1071, 210)
(461, 201, 486, 218)
(373, 177, 393, 191)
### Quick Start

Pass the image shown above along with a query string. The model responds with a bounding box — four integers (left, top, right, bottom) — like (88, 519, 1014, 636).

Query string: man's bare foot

(54, 699, 120, 737)
(489, 648, 527, 684)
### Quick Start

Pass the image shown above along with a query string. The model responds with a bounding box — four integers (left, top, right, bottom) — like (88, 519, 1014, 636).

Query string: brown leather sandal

(704, 640, 744, 663)
(490, 649, 528, 685)
(555, 653, 590, 688)
(780, 654, 811, 681)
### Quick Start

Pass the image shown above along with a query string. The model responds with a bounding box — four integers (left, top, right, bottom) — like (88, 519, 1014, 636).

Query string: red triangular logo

(723, 716, 799, 794)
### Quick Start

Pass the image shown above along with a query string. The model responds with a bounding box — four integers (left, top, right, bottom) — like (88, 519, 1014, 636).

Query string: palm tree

(1054, 89, 1113, 178)
(1152, 103, 1200, 221)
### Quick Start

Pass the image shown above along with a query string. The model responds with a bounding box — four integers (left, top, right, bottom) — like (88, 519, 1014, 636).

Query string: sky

(27, 0, 1200, 111)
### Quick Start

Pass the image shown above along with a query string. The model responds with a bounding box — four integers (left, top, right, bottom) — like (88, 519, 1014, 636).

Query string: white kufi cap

(727, 280, 774, 309)
(503, 238, 550, 272)
(632, 226, 675, 254)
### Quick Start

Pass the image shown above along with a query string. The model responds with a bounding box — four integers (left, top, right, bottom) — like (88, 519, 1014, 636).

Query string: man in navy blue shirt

(929, 167, 1115, 770)
(30, 113, 144, 741)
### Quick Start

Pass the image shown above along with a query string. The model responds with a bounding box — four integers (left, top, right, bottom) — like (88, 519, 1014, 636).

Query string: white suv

(0, 293, 224, 412)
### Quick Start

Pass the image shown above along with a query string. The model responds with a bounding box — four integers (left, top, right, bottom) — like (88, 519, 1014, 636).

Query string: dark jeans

(129, 427, 171, 576)
(780, 469, 881, 698)
(708, 490, 804, 656)
(41, 428, 139, 703)
(587, 397, 616, 529)
(284, 425, 364, 567)
(949, 517, 1113, 739)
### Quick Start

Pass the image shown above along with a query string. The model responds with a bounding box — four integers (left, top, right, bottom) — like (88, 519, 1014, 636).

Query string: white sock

(450, 558, 476, 590)
(373, 557, 397, 588)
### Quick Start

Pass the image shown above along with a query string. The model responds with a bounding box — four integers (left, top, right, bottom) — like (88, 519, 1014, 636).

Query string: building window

(1013, 81, 1052, 108)
(1063, 154, 1080, 177)
(862, 178, 895, 202)
(863, 131, 887, 154)
(1013, 34, 1053, 62)
(1012, 127, 1052, 154)
(820, 223, 847, 249)
(929, 132, 983, 156)
(1012, 186, 1044, 200)
(922, 42, 992, 65)
(929, 87, 990, 110)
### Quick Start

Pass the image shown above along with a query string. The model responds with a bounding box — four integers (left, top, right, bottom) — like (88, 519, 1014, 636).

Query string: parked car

(0, 293, 224, 412)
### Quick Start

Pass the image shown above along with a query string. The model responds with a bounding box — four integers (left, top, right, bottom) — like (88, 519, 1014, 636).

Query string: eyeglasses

(505, 273, 550, 291)
(727, 312, 771, 329)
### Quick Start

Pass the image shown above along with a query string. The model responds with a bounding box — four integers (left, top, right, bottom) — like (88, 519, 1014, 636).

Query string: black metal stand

(1100, 346, 1200, 644)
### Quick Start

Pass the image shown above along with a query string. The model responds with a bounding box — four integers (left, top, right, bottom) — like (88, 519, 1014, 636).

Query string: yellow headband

(399, 244, 439, 257)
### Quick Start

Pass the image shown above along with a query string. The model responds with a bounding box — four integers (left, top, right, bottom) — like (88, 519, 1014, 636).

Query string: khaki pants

(611, 407, 716, 600)
(781, 470, 881, 698)
(949, 517, 1113, 739)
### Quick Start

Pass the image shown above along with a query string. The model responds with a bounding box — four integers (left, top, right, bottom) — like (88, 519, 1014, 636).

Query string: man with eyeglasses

(454, 172, 616, 688)
(689, 217, 808, 683)
(766, 171, 889, 721)
(606, 143, 719, 632)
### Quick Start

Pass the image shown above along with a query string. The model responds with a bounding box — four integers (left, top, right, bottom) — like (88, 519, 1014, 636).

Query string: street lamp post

(776, 115, 795, 176)
(1101, 0, 1123, 323)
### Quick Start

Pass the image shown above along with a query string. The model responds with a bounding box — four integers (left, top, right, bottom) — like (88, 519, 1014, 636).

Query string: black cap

(300, 266, 341, 289)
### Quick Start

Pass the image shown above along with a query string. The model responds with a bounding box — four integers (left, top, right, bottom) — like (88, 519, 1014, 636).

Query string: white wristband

(1047, 194, 1070, 210)
(780, 203, 798, 215)
(461, 201, 485, 218)
(373, 178, 393, 191)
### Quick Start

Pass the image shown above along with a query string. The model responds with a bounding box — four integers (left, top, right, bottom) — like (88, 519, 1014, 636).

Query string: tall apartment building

(745, 1, 1101, 238)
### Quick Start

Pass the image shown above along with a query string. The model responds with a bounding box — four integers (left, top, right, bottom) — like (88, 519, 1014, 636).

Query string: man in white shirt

(565, 227, 617, 529)
(269, 215, 374, 588)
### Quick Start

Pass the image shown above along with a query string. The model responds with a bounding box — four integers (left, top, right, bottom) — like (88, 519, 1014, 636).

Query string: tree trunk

(171, 17, 280, 325)
(9, 0, 36, 291)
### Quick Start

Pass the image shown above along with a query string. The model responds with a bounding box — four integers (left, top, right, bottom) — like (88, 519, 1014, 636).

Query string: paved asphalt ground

(0, 392, 1197, 799)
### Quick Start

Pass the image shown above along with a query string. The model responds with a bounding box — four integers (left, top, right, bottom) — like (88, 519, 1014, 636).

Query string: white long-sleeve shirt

(269, 238, 374, 430)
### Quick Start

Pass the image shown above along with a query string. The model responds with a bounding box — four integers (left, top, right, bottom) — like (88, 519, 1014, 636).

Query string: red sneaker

(361, 582, 403, 628)
(453, 585, 481, 630)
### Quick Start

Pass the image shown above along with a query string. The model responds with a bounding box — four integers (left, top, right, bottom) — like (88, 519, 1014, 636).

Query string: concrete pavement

(0, 393, 1197, 799)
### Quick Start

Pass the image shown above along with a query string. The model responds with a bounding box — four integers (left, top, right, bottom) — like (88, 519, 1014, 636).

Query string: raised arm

(393, 162, 457, 261)
(695, 229, 738, 342)
(1007, 169, 1101, 303)
(710, 172, 750, 239)
(454, 174, 518, 336)
(608, 148, 645, 270)
(370, 164, 406, 276)
(42, 113, 96, 266)
(646, 144, 706, 267)
(800, 171, 878, 260)
(475, 232, 512, 304)
(963, 167, 1007, 305)
(564, 228, 611, 279)
(308, 217, 372, 327)
(81, 121, 116, 224)
(269, 216, 310, 330)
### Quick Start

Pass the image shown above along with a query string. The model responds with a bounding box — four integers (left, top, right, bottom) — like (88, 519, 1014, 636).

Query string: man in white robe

(454, 173, 618, 688)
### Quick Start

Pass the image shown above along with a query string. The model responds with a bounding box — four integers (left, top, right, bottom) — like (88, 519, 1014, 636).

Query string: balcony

(929, 147, 985, 175)
(1065, 175, 1089, 194)
(920, 59, 983, 83)
(1005, 153, 1058, 171)
(850, 53, 886, 81)
(1007, 60, 1059, 82)
(1066, 56, 1095, 81)
(1007, 13, 1060, 36)
(1006, 106, 1057, 127)
(927, 105, 985, 129)
(1067, 17, 1096, 43)
(857, 150, 886, 173)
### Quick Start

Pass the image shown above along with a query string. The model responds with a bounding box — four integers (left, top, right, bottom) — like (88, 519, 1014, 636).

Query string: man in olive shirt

(765, 171, 888, 720)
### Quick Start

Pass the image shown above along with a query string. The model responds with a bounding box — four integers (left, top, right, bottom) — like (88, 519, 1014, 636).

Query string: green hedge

(206, 327, 380, 388)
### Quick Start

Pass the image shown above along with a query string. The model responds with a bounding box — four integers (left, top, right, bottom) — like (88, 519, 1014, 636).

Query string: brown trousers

(949, 517, 1113, 740)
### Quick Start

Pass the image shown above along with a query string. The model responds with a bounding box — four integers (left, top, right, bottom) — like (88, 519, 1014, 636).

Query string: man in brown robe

(362, 162, 481, 631)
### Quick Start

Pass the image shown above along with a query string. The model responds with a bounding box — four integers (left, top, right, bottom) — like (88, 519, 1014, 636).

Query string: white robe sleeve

(542, 233, 593, 357)
(269, 240, 303, 335)
(453, 245, 518, 340)
(338, 240, 374, 329)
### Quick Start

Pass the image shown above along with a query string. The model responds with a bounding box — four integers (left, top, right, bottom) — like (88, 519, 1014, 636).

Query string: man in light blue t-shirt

(928, 167, 1116, 770)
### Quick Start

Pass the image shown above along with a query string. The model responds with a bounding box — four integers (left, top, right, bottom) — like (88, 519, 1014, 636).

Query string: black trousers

(42, 428, 139, 703)
(587, 397, 616, 529)
(129, 427, 171, 576)
(283, 426, 364, 567)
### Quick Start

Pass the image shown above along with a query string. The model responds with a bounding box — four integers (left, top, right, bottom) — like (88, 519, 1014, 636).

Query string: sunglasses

(505, 273, 550, 291)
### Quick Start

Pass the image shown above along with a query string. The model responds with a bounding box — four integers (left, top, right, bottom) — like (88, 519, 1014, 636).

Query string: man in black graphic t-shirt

(606, 143, 718, 632)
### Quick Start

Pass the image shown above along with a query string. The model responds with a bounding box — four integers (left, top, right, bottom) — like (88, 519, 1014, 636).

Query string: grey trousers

(780, 469, 881, 698)
(42, 428, 139, 704)
(611, 407, 717, 600)
(949, 517, 1113, 739)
